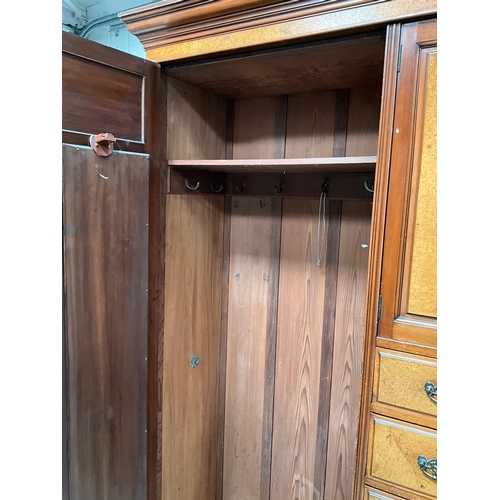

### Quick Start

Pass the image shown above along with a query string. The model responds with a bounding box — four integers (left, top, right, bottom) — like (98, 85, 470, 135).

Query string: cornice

(120, 0, 436, 62)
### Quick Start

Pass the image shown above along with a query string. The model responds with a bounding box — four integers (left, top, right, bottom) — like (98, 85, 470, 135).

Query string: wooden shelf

(168, 156, 376, 173)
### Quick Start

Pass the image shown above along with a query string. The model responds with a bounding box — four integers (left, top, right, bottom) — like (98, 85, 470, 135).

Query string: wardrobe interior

(159, 29, 386, 500)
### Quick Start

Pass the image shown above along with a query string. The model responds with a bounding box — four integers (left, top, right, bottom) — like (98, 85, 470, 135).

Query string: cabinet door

(378, 19, 437, 348)
(62, 32, 162, 500)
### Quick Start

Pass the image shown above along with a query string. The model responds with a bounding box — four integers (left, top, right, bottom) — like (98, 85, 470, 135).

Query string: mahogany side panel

(63, 145, 149, 500)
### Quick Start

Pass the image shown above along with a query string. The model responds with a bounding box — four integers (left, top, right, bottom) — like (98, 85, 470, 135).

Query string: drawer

(364, 485, 405, 500)
(374, 349, 437, 417)
(367, 415, 437, 498)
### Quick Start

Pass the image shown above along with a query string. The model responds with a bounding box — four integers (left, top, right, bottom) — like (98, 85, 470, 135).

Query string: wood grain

(285, 92, 335, 159)
(378, 19, 437, 347)
(168, 157, 376, 172)
(160, 32, 386, 98)
(216, 196, 232, 500)
(373, 349, 437, 418)
(313, 200, 342, 498)
(346, 86, 383, 156)
(367, 416, 437, 498)
(233, 97, 280, 159)
(364, 485, 406, 500)
(270, 198, 330, 500)
(223, 196, 281, 500)
(324, 200, 372, 500)
(162, 195, 224, 500)
(166, 76, 227, 160)
(63, 145, 149, 500)
(352, 23, 402, 500)
(405, 50, 437, 319)
(62, 32, 155, 145)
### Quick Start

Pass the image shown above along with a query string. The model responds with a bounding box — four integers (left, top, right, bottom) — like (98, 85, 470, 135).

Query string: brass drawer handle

(424, 381, 437, 403)
(418, 455, 437, 480)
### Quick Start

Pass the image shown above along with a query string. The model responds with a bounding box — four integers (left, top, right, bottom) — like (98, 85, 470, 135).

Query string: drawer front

(368, 416, 437, 498)
(364, 485, 405, 500)
(374, 349, 437, 417)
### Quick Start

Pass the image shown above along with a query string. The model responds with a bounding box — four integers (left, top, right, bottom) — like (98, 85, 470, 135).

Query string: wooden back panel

(162, 195, 225, 500)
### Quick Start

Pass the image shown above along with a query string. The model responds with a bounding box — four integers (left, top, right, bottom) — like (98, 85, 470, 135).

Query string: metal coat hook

(210, 181, 223, 193)
(185, 179, 200, 191)
(236, 178, 246, 193)
(364, 180, 375, 193)
(275, 177, 285, 193)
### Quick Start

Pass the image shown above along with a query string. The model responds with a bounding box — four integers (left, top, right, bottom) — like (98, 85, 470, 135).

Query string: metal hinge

(397, 45, 402, 73)
(377, 295, 383, 321)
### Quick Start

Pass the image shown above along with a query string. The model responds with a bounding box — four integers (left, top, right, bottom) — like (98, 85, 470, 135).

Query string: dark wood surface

(146, 71, 165, 500)
(168, 156, 376, 172)
(63, 282, 69, 499)
(63, 145, 149, 500)
(62, 33, 163, 500)
(62, 32, 160, 151)
(164, 32, 386, 99)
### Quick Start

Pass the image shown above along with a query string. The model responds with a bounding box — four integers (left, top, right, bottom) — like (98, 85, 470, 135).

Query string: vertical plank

(149, 68, 165, 500)
(333, 90, 350, 157)
(162, 195, 224, 500)
(63, 145, 149, 500)
(313, 200, 342, 497)
(216, 196, 232, 500)
(270, 199, 329, 500)
(223, 196, 282, 500)
(233, 97, 281, 159)
(345, 86, 382, 156)
(166, 76, 227, 159)
(226, 99, 235, 160)
(285, 92, 335, 158)
(274, 95, 288, 159)
(324, 201, 372, 500)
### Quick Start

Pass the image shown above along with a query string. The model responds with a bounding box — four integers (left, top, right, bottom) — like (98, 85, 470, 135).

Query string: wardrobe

(62, 2, 437, 500)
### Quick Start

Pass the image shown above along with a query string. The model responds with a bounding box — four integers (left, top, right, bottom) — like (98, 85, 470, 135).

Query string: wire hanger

(317, 179, 329, 266)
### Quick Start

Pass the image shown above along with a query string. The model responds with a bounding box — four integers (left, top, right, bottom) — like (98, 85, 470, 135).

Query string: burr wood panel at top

(63, 145, 149, 500)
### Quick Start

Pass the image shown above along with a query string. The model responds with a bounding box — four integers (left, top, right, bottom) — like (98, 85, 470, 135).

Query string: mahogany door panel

(378, 19, 437, 349)
(63, 145, 149, 500)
